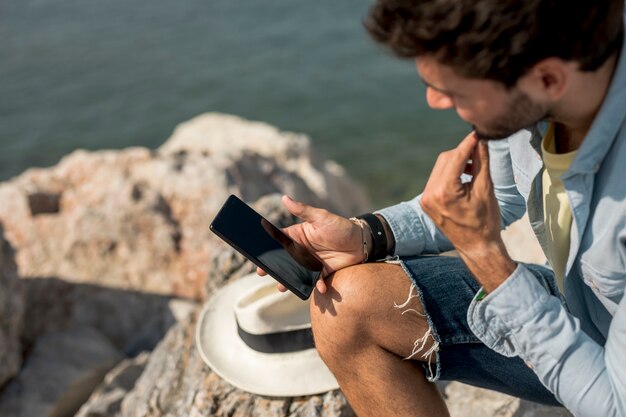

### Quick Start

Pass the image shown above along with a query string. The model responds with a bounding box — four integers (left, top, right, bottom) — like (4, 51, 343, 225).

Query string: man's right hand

(256, 195, 367, 294)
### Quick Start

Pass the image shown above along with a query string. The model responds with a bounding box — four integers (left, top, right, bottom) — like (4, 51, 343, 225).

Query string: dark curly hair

(365, 0, 624, 87)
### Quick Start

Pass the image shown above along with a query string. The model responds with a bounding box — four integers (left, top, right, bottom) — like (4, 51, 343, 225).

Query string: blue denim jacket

(377, 18, 626, 417)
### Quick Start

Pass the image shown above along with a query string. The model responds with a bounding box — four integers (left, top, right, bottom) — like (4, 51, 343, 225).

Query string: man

(258, 1, 626, 415)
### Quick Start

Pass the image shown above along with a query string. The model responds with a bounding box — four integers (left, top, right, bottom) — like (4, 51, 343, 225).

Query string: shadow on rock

(0, 277, 197, 417)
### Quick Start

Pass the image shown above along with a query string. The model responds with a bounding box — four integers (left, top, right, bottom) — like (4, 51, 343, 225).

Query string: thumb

(282, 195, 325, 223)
(471, 139, 491, 185)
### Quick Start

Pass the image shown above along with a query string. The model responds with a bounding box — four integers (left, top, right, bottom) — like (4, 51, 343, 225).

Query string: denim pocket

(580, 260, 624, 316)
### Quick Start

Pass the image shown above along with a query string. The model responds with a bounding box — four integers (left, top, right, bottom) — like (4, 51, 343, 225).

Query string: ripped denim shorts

(394, 255, 562, 407)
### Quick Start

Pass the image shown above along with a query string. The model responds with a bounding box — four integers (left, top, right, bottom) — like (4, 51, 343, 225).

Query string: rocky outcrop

(0, 113, 370, 416)
(0, 113, 369, 300)
(0, 225, 23, 387)
(75, 352, 151, 417)
(90, 308, 572, 417)
(0, 113, 571, 417)
(501, 214, 546, 265)
(117, 313, 354, 417)
(0, 326, 123, 417)
(442, 382, 572, 417)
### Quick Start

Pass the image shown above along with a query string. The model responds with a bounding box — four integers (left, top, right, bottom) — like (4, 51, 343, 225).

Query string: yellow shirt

(541, 123, 578, 293)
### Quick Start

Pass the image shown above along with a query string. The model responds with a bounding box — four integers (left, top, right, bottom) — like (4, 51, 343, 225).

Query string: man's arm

(467, 264, 626, 416)
(420, 132, 626, 416)
(374, 133, 526, 259)
(374, 194, 456, 256)
(419, 133, 517, 291)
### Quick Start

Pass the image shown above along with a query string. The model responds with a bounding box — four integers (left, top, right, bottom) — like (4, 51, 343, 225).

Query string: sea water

(0, 0, 469, 206)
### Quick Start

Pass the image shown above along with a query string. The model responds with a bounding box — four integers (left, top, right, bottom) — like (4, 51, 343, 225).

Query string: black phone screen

(210, 195, 322, 299)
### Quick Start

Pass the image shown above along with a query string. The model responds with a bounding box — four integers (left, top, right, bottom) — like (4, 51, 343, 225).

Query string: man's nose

(426, 87, 454, 110)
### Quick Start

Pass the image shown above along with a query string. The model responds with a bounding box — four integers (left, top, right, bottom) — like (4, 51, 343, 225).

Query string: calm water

(0, 0, 469, 206)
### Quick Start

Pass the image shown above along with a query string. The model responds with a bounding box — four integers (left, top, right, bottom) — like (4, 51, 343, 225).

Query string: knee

(309, 264, 379, 361)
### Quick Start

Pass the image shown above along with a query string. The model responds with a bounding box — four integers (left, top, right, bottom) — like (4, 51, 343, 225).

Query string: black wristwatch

(355, 213, 388, 261)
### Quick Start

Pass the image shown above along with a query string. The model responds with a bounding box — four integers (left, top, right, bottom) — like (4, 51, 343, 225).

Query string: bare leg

(310, 263, 450, 417)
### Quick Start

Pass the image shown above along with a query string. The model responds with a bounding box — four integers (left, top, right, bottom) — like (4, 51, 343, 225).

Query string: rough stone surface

(0, 113, 369, 300)
(118, 311, 355, 417)
(0, 326, 123, 417)
(501, 214, 546, 265)
(0, 113, 572, 417)
(112, 309, 571, 417)
(442, 382, 573, 417)
(75, 352, 150, 417)
(18, 277, 183, 356)
(0, 224, 23, 388)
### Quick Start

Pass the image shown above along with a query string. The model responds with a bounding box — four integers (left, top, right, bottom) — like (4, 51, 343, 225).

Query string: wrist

(349, 217, 373, 263)
(458, 241, 516, 293)
(354, 213, 388, 261)
(375, 213, 395, 255)
(363, 222, 374, 259)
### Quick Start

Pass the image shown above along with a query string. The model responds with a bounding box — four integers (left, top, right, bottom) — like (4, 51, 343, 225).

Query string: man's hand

(257, 195, 366, 294)
(420, 132, 516, 292)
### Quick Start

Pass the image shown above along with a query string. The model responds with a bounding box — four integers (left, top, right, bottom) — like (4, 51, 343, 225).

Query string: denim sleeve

(375, 195, 454, 256)
(467, 265, 626, 416)
(487, 136, 527, 228)
(375, 136, 527, 256)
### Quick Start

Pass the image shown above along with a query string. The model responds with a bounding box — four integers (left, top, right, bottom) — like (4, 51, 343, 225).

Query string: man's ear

(517, 58, 576, 101)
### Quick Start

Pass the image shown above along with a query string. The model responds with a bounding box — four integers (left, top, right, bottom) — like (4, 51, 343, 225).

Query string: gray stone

(0, 224, 23, 388)
(442, 381, 573, 417)
(18, 278, 178, 356)
(501, 214, 546, 265)
(0, 113, 572, 417)
(0, 113, 369, 301)
(118, 313, 354, 417)
(0, 326, 123, 417)
(75, 352, 150, 417)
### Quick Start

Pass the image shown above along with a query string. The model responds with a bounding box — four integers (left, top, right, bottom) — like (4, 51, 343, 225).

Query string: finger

(256, 267, 267, 276)
(471, 139, 491, 186)
(316, 277, 327, 294)
(454, 132, 480, 162)
(444, 134, 478, 177)
(282, 195, 325, 223)
(277, 283, 288, 292)
(430, 133, 479, 182)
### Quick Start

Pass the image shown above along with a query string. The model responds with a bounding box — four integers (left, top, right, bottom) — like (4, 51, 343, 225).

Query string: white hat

(195, 274, 339, 396)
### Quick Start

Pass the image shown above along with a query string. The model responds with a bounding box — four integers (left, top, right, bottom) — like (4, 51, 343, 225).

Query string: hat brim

(195, 274, 339, 397)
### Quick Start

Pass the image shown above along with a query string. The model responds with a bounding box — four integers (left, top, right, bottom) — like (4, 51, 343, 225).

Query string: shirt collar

(566, 15, 626, 176)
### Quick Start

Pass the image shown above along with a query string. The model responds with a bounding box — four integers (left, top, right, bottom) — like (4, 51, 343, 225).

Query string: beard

(473, 89, 550, 140)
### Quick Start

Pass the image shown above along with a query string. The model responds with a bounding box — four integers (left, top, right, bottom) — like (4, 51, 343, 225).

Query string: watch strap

(356, 213, 388, 261)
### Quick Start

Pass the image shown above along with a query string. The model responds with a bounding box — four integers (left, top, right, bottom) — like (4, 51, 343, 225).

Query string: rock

(0, 326, 123, 417)
(159, 113, 366, 215)
(501, 214, 546, 265)
(118, 312, 355, 417)
(0, 113, 369, 301)
(0, 113, 564, 417)
(442, 382, 573, 417)
(442, 214, 546, 265)
(167, 299, 198, 324)
(75, 352, 150, 417)
(0, 224, 23, 388)
(112, 313, 570, 417)
(18, 277, 187, 356)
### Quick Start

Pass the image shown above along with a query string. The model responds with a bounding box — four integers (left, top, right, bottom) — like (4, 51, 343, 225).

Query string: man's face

(416, 56, 550, 139)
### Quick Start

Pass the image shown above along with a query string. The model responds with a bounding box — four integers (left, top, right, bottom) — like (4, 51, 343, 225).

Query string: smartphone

(210, 195, 322, 300)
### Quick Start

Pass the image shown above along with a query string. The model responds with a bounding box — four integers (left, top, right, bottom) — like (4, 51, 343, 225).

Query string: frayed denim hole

(386, 257, 442, 382)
